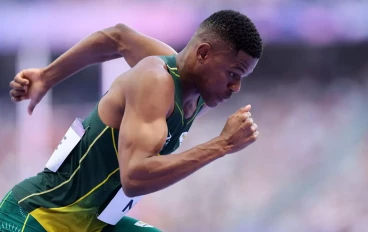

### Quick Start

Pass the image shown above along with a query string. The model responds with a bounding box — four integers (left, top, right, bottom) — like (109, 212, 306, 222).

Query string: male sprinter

(4, 10, 263, 231)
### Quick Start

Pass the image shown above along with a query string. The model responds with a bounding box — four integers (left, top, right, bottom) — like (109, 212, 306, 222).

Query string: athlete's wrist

(41, 66, 60, 89)
(212, 136, 231, 157)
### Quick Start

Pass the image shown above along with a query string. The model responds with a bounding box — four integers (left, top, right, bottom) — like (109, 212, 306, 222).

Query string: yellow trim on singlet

(170, 70, 180, 78)
(0, 191, 12, 209)
(175, 102, 184, 126)
(29, 167, 121, 232)
(21, 214, 30, 232)
(49, 168, 120, 210)
(166, 64, 178, 71)
(111, 128, 118, 157)
(18, 126, 110, 204)
(167, 65, 180, 78)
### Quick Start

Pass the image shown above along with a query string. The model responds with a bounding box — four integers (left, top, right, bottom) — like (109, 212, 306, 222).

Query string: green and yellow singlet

(11, 55, 205, 231)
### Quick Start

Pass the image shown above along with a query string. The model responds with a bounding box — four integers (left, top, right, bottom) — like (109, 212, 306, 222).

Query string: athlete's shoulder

(123, 56, 175, 116)
(119, 56, 174, 104)
(132, 56, 173, 89)
(135, 56, 167, 71)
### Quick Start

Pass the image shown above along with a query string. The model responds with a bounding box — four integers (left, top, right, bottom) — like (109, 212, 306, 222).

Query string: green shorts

(0, 191, 162, 232)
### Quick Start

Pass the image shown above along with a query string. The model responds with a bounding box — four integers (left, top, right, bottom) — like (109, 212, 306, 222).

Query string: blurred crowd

(1, 0, 368, 44)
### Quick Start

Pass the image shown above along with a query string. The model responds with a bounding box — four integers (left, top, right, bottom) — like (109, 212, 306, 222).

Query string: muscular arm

(119, 59, 227, 197)
(42, 24, 177, 88)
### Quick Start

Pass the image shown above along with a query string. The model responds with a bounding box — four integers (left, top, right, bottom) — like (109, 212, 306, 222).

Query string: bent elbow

(113, 23, 129, 32)
(122, 185, 138, 198)
(111, 23, 132, 40)
(121, 175, 141, 198)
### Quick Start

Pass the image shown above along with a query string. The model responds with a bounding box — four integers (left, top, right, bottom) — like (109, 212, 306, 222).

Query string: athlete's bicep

(117, 66, 174, 190)
(105, 24, 177, 67)
(118, 108, 167, 175)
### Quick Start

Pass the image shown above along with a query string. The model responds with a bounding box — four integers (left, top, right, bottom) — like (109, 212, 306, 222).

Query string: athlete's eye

(229, 72, 240, 80)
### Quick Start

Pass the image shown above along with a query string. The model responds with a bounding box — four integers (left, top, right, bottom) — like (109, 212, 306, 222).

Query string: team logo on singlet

(135, 221, 154, 228)
(179, 132, 188, 146)
(165, 132, 172, 146)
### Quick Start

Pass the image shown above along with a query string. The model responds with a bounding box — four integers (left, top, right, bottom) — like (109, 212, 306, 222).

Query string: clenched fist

(220, 105, 258, 154)
(9, 68, 50, 115)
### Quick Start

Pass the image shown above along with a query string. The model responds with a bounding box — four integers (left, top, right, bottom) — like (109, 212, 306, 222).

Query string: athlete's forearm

(42, 25, 125, 88)
(123, 136, 228, 197)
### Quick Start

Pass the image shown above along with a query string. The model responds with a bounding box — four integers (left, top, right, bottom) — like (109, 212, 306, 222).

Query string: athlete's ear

(196, 43, 211, 63)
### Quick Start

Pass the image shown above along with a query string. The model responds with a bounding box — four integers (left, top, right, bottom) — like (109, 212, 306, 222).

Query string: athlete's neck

(176, 49, 200, 118)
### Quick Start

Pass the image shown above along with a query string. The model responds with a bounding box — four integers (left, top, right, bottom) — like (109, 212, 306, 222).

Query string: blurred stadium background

(1, 1, 368, 231)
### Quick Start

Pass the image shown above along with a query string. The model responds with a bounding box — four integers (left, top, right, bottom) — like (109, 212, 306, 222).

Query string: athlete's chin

(202, 93, 227, 108)
(204, 98, 222, 108)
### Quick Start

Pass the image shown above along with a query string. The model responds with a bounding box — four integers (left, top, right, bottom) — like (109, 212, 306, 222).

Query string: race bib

(98, 189, 143, 225)
(46, 118, 85, 172)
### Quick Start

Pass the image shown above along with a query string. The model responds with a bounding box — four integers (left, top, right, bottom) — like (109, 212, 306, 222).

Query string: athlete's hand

(9, 68, 50, 115)
(220, 105, 259, 154)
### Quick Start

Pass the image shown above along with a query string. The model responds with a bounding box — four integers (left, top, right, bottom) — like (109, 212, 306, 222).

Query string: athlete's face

(194, 43, 259, 108)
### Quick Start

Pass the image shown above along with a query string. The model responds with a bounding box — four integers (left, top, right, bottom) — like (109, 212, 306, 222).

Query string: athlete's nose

(228, 81, 241, 93)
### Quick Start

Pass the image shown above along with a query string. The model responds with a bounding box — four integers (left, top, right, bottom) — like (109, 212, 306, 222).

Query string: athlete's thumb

(28, 99, 39, 115)
(239, 104, 251, 113)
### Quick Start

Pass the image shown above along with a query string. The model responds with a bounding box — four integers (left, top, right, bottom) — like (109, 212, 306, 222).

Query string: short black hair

(198, 10, 263, 58)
